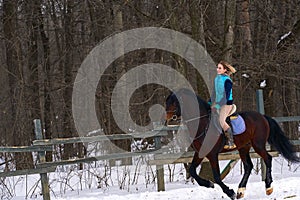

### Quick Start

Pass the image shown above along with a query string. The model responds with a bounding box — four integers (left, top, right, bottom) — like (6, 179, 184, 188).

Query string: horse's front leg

(189, 152, 214, 188)
(208, 155, 236, 200)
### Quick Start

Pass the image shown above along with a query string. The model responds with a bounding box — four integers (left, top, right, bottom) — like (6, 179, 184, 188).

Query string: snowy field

(2, 154, 300, 200)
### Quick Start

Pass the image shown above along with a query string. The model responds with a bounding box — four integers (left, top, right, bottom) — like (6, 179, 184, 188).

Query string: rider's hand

(211, 106, 217, 113)
(211, 104, 220, 113)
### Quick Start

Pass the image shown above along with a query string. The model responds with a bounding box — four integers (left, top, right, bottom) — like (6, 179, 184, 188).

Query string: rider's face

(217, 63, 227, 75)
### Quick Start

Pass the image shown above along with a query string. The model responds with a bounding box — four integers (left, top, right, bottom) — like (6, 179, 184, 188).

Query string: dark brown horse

(165, 88, 299, 199)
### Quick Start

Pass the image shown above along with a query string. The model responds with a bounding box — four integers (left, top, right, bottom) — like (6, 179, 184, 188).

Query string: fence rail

(0, 145, 52, 152)
(32, 130, 170, 146)
(273, 116, 300, 123)
(148, 150, 279, 165)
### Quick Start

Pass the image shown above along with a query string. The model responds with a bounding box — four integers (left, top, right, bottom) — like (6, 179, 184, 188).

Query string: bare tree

(223, 0, 236, 62)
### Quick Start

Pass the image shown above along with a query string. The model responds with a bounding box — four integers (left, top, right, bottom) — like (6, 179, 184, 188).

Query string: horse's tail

(264, 115, 300, 163)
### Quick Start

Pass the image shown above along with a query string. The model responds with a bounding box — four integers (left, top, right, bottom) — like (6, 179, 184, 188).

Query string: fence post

(256, 90, 266, 181)
(34, 119, 51, 200)
(154, 132, 165, 191)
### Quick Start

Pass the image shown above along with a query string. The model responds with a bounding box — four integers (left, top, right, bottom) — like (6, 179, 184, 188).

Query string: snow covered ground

(3, 154, 300, 200)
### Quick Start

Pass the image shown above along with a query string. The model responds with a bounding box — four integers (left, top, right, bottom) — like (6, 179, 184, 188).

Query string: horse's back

(237, 110, 269, 138)
(238, 110, 266, 123)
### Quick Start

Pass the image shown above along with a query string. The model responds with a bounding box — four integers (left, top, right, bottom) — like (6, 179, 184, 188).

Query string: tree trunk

(235, 0, 254, 110)
(223, 0, 236, 62)
(3, 0, 20, 169)
(164, 0, 187, 87)
(3, 0, 37, 170)
(37, 0, 52, 162)
(189, 0, 206, 95)
(62, 0, 75, 160)
(2, 0, 18, 148)
(110, 1, 132, 166)
(236, 0, 253, 59)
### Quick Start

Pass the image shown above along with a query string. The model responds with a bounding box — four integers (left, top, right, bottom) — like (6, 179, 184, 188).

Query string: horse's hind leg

(252, 144, 273, 195)
(237, 146, 253, 199)
(189, 153, 214, 188)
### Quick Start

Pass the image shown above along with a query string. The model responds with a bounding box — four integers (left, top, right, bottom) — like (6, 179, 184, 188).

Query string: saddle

(228, 104, 237, 116)
(226, 105, 246, 135)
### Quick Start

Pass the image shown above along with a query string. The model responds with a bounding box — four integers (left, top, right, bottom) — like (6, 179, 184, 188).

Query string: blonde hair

(219, 60, 236, 75)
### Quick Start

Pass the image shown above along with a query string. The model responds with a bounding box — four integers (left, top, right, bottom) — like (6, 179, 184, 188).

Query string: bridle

(166, 110, 181, 121)
(165, 110, 182, 126)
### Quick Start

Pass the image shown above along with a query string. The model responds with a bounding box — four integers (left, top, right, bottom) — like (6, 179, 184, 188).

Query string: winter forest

(0, 0, 299, 174)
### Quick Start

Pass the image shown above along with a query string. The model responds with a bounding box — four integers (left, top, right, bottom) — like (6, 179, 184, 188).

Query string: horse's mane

(196, 94, 211, 112)
(167, 88, 211, 112)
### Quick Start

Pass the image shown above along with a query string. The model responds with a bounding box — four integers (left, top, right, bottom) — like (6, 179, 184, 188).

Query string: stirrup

(224, 144, 236, 149)
(224, 136, 236, 149)
(224, 143, 236, 150)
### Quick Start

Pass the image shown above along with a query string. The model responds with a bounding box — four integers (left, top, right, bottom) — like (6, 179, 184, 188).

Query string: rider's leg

(224, 127, 236, 149)
(219, 105, 236, 149)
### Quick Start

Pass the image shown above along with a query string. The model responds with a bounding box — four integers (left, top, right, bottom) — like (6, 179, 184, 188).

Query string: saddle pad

(230, 115, 246, 135)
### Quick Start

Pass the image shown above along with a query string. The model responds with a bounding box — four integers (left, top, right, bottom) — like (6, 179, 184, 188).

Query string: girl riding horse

(165, 88, 299, 199)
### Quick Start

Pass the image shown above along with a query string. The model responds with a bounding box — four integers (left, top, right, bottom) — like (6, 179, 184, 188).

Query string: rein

(190, 116, 211, 153)
(183, 113, 211, 142)
(183, 114, 209, 123)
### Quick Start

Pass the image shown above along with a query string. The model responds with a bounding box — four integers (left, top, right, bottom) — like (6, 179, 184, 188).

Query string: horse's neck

(184, 111, 210, 140)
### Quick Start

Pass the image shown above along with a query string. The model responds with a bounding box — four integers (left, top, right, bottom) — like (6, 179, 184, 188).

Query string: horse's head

(165, 89, 213, 154)
(165, 88, 208, 127)
(165, 92, 182, 126)
(166, 88, 204, 125)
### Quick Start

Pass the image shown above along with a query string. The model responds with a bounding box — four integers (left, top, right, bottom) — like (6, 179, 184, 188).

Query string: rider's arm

(224, 79, 233, 105)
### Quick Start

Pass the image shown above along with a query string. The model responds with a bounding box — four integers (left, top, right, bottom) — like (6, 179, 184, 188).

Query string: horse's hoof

(227, 189, 236, 200)
(230, 193, 237, 200)
(208, 180, 214, 188)
(266, 187, 273, 195)
(236, 187, 246, 199)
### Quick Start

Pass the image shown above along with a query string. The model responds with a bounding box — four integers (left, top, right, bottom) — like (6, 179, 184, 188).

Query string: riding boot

(224, 127, 236, 150)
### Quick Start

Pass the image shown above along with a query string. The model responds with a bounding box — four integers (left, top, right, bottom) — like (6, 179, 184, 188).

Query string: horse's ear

(166, 90, 174, 102)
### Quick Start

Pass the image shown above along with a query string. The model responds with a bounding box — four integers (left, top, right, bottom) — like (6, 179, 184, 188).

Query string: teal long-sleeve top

(208, 74, 233, 109)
